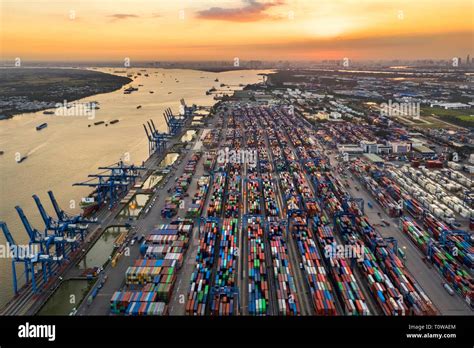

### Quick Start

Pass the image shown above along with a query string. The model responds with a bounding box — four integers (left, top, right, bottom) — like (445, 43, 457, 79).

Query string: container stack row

(186, 220, 218, 315)
(110, 291, 168, 315)
(211, 218, 239, 315)
(186, 175, 210, 218)
(314, 224, 371, 315)
(290, 217, 338, 315)
(268, 218, 300, 315)
(207, 172, 226, 217)
(334, 216, 409, 315)
(246, 216, 270, 315)
(262, 173, 279, 217)
(246, 179, 261, 215)
(224, 169, 241, 218)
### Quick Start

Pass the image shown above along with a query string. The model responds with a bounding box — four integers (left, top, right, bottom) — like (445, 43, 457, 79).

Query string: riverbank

(0, 68, 132, 119)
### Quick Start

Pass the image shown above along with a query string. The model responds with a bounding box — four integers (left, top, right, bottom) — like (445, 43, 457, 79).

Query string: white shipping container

(434, 208, 443, 217)
(460, 210, 470, 219)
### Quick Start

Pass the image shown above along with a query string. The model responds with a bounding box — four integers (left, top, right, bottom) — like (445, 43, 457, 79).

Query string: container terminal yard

(1, 85, 472, 317)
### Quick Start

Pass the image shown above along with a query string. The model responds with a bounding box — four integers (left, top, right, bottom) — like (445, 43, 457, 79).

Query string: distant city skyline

(1, 0, 473, 61)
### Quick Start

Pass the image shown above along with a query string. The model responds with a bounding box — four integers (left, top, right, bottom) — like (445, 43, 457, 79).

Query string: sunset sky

(1, 0, 473, 61)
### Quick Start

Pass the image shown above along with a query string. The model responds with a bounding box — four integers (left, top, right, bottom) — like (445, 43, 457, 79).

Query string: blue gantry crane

(180, 98, 196, 117)
(74, 174, 128, 209)
(47, 191, 97, 241)
(98, 161, 146, 184)
(48, 190, 97, 225)
(74, 160, 146, 209)
(0, 221, 60, 294)
(164, 107, 186, 135)
(32, 194, 82, 255)
(143, 119, 170, 155)
(15, 205, 65, 262)
(150, 119, 171, 148)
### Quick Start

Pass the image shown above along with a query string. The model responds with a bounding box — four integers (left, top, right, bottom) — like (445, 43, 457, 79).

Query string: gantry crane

(48, 190, 97, 225)
(15, 205, 65, 262)
(74, 161, 146, 208)
(32, 194, 82, 253)
(164, 107, 186, 135)
(0, 222, 61, 294)
(143, 119, 170, 155)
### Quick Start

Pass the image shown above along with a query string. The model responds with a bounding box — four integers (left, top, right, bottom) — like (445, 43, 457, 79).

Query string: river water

(0, 67, 269, 306)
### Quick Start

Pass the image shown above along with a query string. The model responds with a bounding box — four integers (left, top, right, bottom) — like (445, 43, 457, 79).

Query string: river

(0, 67, 270, 307)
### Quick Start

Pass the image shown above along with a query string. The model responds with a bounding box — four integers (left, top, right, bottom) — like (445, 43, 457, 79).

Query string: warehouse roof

(337, 145, 363, 153)
(363, 153, 385, 163)
(412, 144, 435, 154)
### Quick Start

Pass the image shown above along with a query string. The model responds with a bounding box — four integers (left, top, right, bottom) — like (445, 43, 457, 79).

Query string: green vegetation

(421, 106, 474, 128)
(0, 68, 132, 119)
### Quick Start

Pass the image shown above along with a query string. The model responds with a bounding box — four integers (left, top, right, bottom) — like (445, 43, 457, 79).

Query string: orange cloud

(108, 14, 140, 21)
(196, 0, 284, 22)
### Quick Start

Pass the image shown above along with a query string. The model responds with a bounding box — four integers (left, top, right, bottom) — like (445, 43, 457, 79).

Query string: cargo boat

(80, 200, 100, 218)
(36, 123, 48, 131)
(16, 155, 28, 163)
(124, 86, 138, 94)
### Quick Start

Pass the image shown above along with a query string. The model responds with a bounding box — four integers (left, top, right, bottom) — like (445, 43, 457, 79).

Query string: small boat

(36, 123, 48, 131)
(94, 121, 105, 126)
(137, 105, 142, 109)
(43, 111, 54, 115)
(110, 119, 119, 125)
(17, 155, 28, 163)
(124, 86, 138, 94)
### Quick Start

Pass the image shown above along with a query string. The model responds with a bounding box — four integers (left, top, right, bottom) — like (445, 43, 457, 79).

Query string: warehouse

(360, 140, 378, 153)
(363, 153, 384, 165)
(337, 144, 363, 156)
(412, 144, 435, 157)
